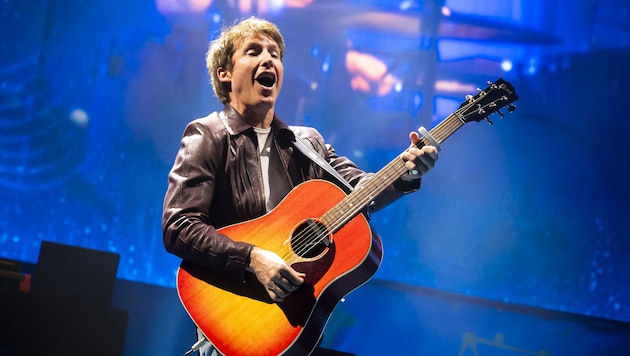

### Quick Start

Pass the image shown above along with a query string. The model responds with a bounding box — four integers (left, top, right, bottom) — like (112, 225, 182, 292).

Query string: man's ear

(217, 68, 231, 83)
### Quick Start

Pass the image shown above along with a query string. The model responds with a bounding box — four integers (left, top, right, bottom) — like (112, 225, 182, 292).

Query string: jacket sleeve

(294, 127, 421, 213)
(162, 116, 253, 281)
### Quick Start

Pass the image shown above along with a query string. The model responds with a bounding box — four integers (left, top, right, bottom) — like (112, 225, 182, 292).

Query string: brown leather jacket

(162, 105, 420, 281)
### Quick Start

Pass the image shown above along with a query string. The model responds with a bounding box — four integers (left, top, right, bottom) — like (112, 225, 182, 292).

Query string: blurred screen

(1, 0, 628, 323)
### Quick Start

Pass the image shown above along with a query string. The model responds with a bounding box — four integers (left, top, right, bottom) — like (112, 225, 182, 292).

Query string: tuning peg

(465, 94, 473, 102)
(477, 104, 485, 114)
(508, 104, 517, 112)
(484, 117, 494, 125)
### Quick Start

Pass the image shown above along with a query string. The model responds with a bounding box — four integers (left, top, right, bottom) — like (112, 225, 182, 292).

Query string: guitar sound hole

(291, 219, 331, 258)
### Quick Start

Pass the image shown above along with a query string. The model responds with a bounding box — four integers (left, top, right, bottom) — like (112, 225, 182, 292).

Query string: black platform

(0, 241, 128, 356)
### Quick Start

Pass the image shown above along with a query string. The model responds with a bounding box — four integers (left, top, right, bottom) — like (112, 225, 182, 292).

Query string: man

(162, 16, 438, 355)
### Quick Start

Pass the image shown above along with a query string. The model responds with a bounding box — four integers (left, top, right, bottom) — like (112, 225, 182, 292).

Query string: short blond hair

(206, 17, 285, 104)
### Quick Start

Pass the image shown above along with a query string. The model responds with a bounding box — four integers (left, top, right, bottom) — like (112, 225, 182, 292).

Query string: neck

(230, 103, 275, 129)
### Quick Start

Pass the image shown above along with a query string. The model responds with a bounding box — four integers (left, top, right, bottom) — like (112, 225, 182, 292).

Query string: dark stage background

(1, 0, 629, 354)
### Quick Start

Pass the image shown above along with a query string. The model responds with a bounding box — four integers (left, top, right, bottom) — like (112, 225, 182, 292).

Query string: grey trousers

(196, 328, 220, 356)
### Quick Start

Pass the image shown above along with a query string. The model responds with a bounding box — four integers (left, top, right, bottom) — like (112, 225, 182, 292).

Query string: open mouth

(255, 72, 276, 88)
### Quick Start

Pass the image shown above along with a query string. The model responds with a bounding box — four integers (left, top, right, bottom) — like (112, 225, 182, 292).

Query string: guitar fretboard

(320, 113, 464, 234)
(319, 79, 517, 234)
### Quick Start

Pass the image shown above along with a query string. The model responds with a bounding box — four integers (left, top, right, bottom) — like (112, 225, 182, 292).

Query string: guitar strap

(291, 134, 354, 193)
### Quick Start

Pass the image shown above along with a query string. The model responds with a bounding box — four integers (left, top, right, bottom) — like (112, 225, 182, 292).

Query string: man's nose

(260, 51, 274, 67)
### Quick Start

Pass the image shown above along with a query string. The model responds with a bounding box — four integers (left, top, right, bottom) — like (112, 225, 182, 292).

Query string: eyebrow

(242, 36, 280, 52)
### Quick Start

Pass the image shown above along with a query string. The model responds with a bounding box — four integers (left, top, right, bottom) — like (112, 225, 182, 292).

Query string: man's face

(219, 33, 284, 115)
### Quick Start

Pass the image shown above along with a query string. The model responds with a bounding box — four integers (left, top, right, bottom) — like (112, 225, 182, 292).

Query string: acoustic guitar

(177, 78, 519, 356)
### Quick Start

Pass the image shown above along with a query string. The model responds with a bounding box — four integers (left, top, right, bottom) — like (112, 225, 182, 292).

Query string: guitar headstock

(459, 78, 519, 125)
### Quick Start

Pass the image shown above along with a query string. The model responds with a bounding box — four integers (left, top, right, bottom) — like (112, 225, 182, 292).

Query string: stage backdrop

(1, 0, 629, 324)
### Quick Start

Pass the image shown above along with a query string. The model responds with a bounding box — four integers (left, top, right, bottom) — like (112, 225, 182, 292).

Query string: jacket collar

(220, 104, 292, 137)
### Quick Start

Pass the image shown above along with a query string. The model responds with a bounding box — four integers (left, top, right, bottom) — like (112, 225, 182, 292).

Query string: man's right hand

(247, 246, 306, 302)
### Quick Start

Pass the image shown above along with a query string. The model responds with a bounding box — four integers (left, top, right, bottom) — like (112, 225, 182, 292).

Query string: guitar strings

(282, 90, 506, 262)
(283, 98, 482, 260)
(285, 101, 481, 260)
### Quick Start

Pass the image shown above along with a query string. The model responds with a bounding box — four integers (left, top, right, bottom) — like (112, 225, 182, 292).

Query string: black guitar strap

(291, 135, 354, 193)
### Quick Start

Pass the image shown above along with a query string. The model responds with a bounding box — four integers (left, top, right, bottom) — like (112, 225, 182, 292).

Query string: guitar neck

(321, 113, 464, 232)
(319, 78, 518, 233)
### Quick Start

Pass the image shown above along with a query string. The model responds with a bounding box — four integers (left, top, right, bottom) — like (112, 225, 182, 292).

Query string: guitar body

(177, 179, 383, 356)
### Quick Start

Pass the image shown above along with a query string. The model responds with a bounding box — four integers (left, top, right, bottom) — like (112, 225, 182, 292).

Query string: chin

(259, 96, 276, 106)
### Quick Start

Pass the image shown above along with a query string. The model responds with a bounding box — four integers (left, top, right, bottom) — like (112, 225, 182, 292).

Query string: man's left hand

(400, 131, 439, 181)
